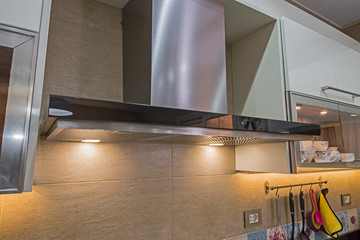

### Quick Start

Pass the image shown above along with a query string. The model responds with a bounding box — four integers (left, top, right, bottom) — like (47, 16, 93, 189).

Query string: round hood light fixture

(49, 96, 73, 116)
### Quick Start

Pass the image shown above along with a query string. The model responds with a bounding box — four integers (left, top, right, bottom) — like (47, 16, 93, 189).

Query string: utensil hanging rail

(264, 179, 327, 194)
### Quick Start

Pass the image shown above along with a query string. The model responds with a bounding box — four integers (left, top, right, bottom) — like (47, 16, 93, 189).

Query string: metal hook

(289, 186, 293, 193)
(300, 184, 303, 192)
(275, 188, 279, 198)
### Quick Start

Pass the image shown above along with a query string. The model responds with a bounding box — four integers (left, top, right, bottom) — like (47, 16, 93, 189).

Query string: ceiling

(290, 0, 360, 28)
(97, 0, 360, 42)
(287, 0, 360, 42)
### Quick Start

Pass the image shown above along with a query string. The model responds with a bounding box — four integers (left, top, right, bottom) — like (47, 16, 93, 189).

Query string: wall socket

(341, 193, 351, 206)
(244, 209, 262, 228)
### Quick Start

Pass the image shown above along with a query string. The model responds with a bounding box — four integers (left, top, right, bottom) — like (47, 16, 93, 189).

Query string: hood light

(320, 111, 328, 115)
(209, 143, 224, 146)
(49, 96, 73, 116)
(82, 139, 101, 143)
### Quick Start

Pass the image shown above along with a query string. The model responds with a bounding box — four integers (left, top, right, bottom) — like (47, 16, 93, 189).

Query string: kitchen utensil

(276, 192, 281, 226)
(289, 191, 295, 240)
(272, 191, 287, 240)
(314, 141, 328, 151)
(307, 187, 320, 232)
(318, 188, 342, 238)
(300, 189, 310, 240)
(310, 188, 323, 227)
(340, 153, 355, 162)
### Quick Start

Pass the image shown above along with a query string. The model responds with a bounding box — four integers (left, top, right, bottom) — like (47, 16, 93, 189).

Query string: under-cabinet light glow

(320, 111, 328, 115)
(209, 143, 224, 146)
(351, 114, 359, 117)
(81, 139, 101, 143)
(296, 106, 301, 110)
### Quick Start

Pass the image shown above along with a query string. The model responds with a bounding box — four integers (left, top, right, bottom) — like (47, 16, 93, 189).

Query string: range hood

(42, 0, 320, 144)
(122, 0, 227, 113)
(43, 95, 320, 145)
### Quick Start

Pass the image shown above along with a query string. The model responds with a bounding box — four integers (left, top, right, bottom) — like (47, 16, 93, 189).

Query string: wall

(0, 1, 360, 239)
(0, 141, 359, 239)
(40, 0, 123, 125)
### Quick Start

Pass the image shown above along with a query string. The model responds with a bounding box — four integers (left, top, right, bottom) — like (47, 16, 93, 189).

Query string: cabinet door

(339, 105, 360, 161)
(0, 27, 38, 193)
(0, 0, 43, 32)
(289, 94, 342, 167)
(282, 17, 360, 106)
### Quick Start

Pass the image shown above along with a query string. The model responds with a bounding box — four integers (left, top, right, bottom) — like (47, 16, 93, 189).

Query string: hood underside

(42, 95, 320, 145)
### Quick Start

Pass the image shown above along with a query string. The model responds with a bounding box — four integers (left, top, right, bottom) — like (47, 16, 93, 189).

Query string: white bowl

(340, 153, 355, 162)
(314, 141, 329, 152)
(314, 152, 331, 163)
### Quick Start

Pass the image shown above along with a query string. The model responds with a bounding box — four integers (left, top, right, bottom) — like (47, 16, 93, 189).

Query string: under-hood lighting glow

(82, 139, 101, 143)
(209, 143, 224, 146)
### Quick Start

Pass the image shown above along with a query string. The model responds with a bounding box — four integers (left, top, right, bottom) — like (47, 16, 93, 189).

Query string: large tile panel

(41, 0, 123, 123)
(136, 179, 172, 240)
(0, 178, 173, 240)
(173, 145, 235, 177)
(172, 174, 266, 240)
(34, 141, 172, 184)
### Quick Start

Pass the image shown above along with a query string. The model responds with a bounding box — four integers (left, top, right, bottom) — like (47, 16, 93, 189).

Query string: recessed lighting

(320, 111, 328, 115)
(209, 143, 224, 146)
(82, 139, 100, 143)
(351, 114, 359, 117)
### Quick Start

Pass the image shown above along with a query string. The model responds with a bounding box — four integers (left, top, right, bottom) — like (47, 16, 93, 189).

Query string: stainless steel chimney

(123, 0, 227, 113)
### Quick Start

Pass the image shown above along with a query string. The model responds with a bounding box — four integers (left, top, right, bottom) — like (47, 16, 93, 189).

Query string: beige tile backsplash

(2, 0, 357, 239)
(172, 145, 235, 177)
(34, 141, 172, 184)
(41, 0, 123, 125)
(1, 140, 359, 239)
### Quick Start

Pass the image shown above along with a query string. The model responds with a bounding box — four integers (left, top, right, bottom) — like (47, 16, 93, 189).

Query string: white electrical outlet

(249, 213, 259, 224)
(244, 209, 262, 228)
(341, 193, 351, 206)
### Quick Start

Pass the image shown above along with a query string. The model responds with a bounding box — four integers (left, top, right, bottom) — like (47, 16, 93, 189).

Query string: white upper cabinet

(281, 17, 360, 105)
(225, 1, 286, 121)
(0, 0, 43, 32)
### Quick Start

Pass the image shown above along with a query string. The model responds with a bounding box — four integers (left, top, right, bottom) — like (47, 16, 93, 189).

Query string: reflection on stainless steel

(44, 95, 321, 145)
(123, 0, 227, 113)
(0, 25, 38, 194)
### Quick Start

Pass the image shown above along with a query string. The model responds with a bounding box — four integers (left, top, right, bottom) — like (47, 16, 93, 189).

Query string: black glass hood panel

(47, 95, 320, 135)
